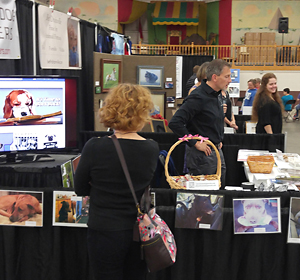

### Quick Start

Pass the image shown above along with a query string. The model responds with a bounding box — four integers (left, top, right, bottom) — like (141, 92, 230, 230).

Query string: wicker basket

(247, 155, 275, 174)
(164, 136, 221, 189)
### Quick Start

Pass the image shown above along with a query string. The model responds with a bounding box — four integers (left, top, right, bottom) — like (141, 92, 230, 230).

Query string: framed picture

(151, 91, 165, 118)
(0, 190, 43, 227)
(233, 197, 281, 234)
(150, 119, 167, 132)
(137, 65, 164, 89)
(288, 197, 300, 243)
(100, 59, 121, 92)
(175, 193, 224, 230)
(53, 191, 89, 227)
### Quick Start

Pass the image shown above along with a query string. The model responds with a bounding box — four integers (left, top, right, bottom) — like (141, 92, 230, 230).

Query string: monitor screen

(0, 76, 78, 161)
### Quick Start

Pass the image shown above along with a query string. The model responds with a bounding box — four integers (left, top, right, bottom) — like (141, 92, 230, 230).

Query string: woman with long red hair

(252, 73, 284, 134)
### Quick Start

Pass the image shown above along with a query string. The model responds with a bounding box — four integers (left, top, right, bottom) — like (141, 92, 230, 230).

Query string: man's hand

(194, 140, 212, 156)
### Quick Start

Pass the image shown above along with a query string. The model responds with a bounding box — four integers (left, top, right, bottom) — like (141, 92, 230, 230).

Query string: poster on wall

(0, 190, 43, 227)
(0, 0, 21, 59)
(38, 5, 82, 69)
(228, 69, 240, 98)
(176, 56, 183, 98)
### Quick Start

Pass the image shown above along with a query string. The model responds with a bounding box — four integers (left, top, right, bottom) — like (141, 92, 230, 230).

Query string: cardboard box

(261, 40, 269, 45)
(245, 32, 254, 41)
(261, 32, 275, 41)
(252, 41, 261, 45)
(268, 40, 275, 45)
(245, 40, 254, 45)
(252, 33, 261, 41)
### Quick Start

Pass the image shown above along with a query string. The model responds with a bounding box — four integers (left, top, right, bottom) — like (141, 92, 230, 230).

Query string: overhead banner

(0, 0, 21, 59)
(38, 5, 81, 69)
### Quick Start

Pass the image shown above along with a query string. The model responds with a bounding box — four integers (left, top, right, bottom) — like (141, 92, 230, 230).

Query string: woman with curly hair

(251, 73, 284, 134)
(74, 83, 159, 280)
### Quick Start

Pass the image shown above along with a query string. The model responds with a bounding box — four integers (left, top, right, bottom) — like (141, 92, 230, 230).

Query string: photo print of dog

(0, 190, 43, 227)
(53, 191, 89, 227)
(233, 198, 281, 234)
(175, 193, 224, 230)
(288, 197, 300, 243)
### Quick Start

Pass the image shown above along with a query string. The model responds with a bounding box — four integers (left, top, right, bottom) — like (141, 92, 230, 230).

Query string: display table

(149, 188, 300, 280)
(0, 154, 78, 189)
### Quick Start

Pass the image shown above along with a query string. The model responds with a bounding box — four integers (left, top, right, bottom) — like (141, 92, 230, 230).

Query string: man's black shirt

(169, 80, 224, 146)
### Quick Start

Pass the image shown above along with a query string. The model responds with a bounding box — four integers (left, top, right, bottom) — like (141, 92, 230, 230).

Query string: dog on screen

(3, 90, 35, 119)
(0, 194, 42, 223)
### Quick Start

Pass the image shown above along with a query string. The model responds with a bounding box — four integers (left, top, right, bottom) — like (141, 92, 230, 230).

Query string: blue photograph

(137, 66, 164, 89)
(233, 198, 281, 234)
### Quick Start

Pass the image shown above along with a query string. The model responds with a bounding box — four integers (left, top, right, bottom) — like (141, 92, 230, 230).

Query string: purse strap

(111, 134, 145, 215)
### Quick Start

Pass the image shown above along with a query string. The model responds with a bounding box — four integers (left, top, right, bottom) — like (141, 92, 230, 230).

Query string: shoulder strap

(111, 134, 145, 214)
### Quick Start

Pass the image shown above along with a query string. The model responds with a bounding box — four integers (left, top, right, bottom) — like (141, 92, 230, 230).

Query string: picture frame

(52, 191, 89, 227)
(175, 193, 224, 230)
(233, 197, 281, 234)
(288, 197, 300, 243)
(151, 91, 166, 119)
(137, 65, 164, 89)
(150, 119, 167, 133)
(100, 59, 122, 92)
(0, 190, 43, 227)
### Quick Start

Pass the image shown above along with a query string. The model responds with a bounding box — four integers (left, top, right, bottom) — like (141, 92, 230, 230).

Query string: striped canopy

(152, 2, 199, 26)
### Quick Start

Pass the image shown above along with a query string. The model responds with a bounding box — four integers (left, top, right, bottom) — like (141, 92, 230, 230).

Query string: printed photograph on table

(175, 193, 224, 230)
(233, 197, 281, 234)
(137, 66, 164, 89)
(288, 197, 300, 243)
(61, 160, 74, 188)
(0, 190, 43, 227)
(53, 191, 89, 227)
(100, 59, 121, 92)
(71, 154, 81, 175)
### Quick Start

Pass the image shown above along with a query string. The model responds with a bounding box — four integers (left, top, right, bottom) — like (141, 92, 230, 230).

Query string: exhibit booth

(0, 1, 299, 280)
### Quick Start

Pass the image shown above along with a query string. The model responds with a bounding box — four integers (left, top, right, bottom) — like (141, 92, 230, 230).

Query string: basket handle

(164, 136, 221, 180)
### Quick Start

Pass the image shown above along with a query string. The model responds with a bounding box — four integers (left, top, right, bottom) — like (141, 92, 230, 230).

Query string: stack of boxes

(244, 32, 276, 63)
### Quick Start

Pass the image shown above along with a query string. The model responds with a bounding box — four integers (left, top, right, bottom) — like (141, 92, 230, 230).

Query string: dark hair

(283, 88, 290, 94)
(206, 59, 231, 81)
(252, 73, 284, 121)
(248, 79, 256, 86)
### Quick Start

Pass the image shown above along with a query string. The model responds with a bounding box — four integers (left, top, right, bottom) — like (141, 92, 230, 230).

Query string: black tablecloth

(149, 188, 300, 280)
(1, 186, 300, 280)
(0, 154, 78, 189)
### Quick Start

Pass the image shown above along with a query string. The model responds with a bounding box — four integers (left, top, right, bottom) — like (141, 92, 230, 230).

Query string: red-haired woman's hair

(251, 73, 284, 122)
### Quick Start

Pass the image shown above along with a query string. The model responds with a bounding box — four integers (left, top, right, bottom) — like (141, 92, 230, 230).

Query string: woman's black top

(256, 100, 282, 133)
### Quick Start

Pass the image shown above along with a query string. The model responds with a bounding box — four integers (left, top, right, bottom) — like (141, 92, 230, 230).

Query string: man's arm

(168, 97, 212, 155)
